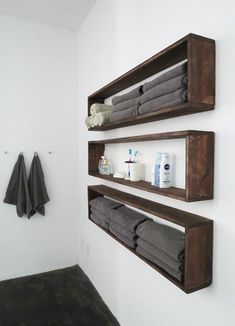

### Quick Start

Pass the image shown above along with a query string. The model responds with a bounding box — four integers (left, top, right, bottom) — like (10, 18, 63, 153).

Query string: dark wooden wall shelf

(88, 130, 214, 202)
(88, 33, 215, 131)
(88, 185, 213, 293)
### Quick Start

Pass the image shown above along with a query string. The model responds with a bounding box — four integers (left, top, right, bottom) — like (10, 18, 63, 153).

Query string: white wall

(0, 15, 79, 280)
(77, 1, 235, 325)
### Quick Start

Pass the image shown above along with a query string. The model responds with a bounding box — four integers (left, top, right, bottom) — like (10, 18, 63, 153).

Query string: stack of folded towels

(110, 85, 143, 122)
(89, 197, 149, 248)
(108, 205, 149, 249)
(138, 62, 188, 116)
(85, 103, 112, 129)
(136, 220, 185, 281)
(89, 196, 123, 229)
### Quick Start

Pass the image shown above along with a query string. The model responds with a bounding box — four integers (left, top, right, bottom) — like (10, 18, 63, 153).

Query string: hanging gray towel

(4, 154, 32, 217)
(28, 153, 49, 218)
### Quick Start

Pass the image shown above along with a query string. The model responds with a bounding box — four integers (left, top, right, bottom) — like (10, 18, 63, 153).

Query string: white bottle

(159, 153, 172, 188)
(153, 153, 162, 187)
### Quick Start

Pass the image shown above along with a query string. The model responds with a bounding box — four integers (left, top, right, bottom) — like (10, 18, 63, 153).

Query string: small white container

(130, 163, 144, 182)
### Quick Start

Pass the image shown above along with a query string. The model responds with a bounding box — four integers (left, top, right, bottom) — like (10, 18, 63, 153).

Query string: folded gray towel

(136, 247, 183, 282)
(89, 197, 123, 214)
(109, 226, 136, 249)
(112, 97, 140, 112)
(138, 89, 187, 115)
(136, 220, 185, 261)
(143, 62, 187, 92)
(137, 238, 183, 271)
(109, 206, 149, 232)
(28, 153, 49, 218)
(109, 220, 137, 241)
(90, 213, 109, 229)
(4, 154, 32, 217)
(109, 106, 139, 122)
(112, 86, 143, 106)
(140, 74, 187, 104)
(90, 207, 109, 226)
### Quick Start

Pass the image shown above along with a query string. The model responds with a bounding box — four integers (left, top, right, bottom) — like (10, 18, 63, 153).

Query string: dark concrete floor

(0, 265, 119, 326)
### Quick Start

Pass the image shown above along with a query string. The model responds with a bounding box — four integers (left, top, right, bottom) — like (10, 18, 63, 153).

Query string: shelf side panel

(184, 222, 213, 291)
(186, 134, 214, 201)
(188, 36, 215, 106)
(88, 143, 104, 174)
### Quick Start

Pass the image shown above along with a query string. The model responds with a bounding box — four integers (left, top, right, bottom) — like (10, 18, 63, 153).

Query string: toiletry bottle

(154, 153, 162, 187)
(98, 156, 104, 174)
(159, 153, 172, 188)
(102, 158, 111, 175)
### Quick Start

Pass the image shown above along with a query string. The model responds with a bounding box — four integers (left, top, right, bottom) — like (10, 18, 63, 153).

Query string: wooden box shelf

(88, 33, 215, 131)
(88, 185, 213, 293)
(88, 130, 214, 202)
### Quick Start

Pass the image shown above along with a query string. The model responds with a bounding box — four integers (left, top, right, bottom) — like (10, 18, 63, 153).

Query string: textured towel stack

(110, 86, 143, 122)
(136, 220, 185, 281)
(89, 197, 123, 229)
(85, 103, 112, 129)
(108, 206, 149, 249)
(138, 62, 188, 115)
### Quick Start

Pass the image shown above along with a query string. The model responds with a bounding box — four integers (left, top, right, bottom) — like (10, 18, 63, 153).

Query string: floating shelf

(88, 130, 214, 202)
(88, 185, 213, 293)
(88, 33, 215, 131)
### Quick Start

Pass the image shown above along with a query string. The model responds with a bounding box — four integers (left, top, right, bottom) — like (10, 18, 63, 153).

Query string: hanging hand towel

(28, 153, 49, 218)
(4, 153, 32, 217)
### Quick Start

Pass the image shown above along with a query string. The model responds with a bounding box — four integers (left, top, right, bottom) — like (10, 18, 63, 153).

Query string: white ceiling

(0, 0, 96, 30)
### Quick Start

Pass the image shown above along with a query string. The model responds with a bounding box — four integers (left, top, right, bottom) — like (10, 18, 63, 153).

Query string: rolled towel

(112, 86, 143, 106)
(109, 226, 136, 249)
(90, 213, 109, 229)
(109, 205, 149, 232)
(90, 103, 112, 115)
(143, 62, 187, 92)
(136, 220, 185, 261)
(109, 106, 139, 123)
(140, 74, 187, 104)
(109, 220, 137, 241)
(136, 247, 183, 282)
(137, 238, 183, 272)
(96, 111, 111, 126)
(89, 197, 123, 214)
(112, 97, 140, 112)
(138, 89, 187, 115)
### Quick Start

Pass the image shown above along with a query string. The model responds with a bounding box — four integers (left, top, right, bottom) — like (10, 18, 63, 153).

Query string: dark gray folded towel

(143, 62, 187, 92)
(109, 220, 137, 241)
(109, 226, 136, 249)
(138, 89, 187, 115)
(109, 106, 139, 122)
(89, 197, 123, 214)
(4, 154, 32, 217)
(137, 238, 183, 271)
(136, 220, 185, 261)
(109, 206, 149, 232)
(90, 213, 109, 229)
(112, 97, 140, 112)
(136, 247, 183, 282)
(90, 207, 109, 225)
(28, 153, 49, 218)
(112, 86, 143, 106)
(140, 74, 187, 104)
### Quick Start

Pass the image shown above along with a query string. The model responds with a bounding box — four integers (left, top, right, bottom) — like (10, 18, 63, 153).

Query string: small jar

(130, 163, 144, 182)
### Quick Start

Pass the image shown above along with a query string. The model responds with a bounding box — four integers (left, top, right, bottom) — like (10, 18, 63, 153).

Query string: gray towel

(89, 197, 123, 213)
(136, 220, 185, 261)
(27, 153, 49, 218)
(90, 207, 109, 228)
(112, 97, 140, 112)
(140, 74, 187, 104)
(143, 62, 187, 92)
(137, 238, 183, 271)
(4, 154, 32, 218)
(109, 220, 137, 241)
(109, 226, 136, 249)
(109, 206, 149, 232)
(90, 213, 109, 229)
(138, 89, 187, 115)
(109, 106, 139, 122)
(112, 86, 142, 106)
(136, 247, 183, 282)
